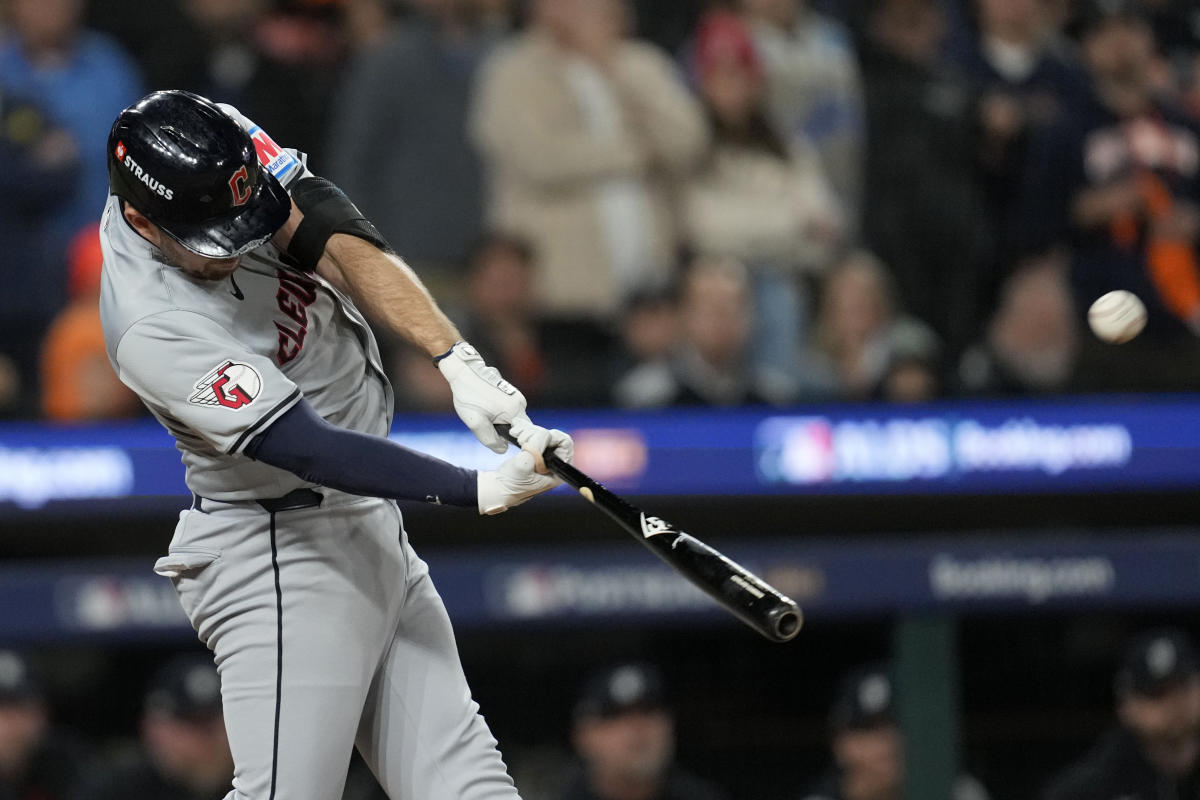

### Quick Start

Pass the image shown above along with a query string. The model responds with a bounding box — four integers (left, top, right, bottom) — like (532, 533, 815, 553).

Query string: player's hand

(507, 420, 573, 473)
(437, 341, 527, 453)
(477, 451, 562, 515)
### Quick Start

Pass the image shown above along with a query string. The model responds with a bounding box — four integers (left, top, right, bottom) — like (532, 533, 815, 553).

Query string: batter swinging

(99, 90, 572, 800)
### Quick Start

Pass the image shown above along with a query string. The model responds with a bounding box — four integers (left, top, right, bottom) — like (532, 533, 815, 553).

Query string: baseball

(1088, 290, 1147, 344)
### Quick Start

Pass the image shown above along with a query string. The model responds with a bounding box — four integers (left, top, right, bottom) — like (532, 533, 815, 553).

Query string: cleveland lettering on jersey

(275, 269, 318, 364)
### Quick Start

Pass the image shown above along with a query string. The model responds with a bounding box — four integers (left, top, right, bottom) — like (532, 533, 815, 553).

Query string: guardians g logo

(188, 361, 263, 410)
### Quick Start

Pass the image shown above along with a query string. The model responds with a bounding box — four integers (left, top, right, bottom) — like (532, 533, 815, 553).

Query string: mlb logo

(780, 418, 836, 484)
(756, 416, 836, 485)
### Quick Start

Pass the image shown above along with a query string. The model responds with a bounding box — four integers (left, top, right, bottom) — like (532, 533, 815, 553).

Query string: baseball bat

(496, 425, 802, 643)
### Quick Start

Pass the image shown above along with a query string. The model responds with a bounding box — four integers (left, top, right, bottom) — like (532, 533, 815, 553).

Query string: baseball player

(99, 90, 573, 800)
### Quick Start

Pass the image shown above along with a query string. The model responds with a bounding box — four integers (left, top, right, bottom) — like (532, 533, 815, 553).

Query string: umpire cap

(107, 90, 290, 259)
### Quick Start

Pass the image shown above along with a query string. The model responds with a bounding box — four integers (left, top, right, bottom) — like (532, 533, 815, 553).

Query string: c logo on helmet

(228, 165, 251, 207)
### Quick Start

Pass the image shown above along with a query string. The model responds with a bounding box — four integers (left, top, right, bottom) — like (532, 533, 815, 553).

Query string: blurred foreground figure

(558, 664, 728, 800)
(803, 665, 989, 800)
(0, 651, 87, 800)
(1045, 629, 1200, 800)
(81, 656, 232, 800)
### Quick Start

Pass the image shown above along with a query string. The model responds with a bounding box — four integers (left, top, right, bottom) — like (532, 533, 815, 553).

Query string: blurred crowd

(2, 627, 1199, 799)
(4, 0, 1200, 421)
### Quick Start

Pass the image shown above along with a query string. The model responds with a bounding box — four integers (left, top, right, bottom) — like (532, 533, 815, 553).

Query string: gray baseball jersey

(100, 105, 522, 800)
(100, 106, 392, 502)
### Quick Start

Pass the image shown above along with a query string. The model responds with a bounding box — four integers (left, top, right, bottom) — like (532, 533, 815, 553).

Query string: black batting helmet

(107, 90, 290, 258)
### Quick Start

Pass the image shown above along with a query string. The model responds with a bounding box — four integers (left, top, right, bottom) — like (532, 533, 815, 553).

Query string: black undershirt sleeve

(245, 399, 478, 507)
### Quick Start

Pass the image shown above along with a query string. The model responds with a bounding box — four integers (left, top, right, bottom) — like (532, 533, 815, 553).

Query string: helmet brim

(158, 170, 292, 259)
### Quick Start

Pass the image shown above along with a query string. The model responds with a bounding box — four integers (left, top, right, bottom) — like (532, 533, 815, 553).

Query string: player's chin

(196, 257, 242, 280)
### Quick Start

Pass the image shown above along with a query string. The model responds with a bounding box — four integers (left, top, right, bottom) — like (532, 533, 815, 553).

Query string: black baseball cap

(573, 663, 668, 721)
(144, 655, 223, 721)
(0, 651, 40, 705)
(1115, 628, 1200, 697)
(829, 664, 895, 731)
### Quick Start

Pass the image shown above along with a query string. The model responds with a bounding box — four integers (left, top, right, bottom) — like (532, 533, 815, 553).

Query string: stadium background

(3, 0, 1200, 798)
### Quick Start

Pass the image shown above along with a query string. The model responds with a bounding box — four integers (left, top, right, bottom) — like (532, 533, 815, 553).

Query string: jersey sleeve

(216, 102, 315, 192)
(114, 311, 302, 455)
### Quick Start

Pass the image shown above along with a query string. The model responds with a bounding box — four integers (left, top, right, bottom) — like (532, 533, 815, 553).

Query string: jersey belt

(190, 487, 324, 514)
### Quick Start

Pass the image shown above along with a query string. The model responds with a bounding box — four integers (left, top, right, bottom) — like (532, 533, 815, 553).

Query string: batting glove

(478, 450, 563, 515)
(507, 421, 574, 473)
(436, 341, 527, 453)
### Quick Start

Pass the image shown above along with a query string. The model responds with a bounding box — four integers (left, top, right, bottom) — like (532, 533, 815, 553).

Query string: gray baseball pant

(154, 490, 521, 800)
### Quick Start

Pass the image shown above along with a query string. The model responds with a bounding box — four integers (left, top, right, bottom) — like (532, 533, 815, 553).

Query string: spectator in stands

(445, 231, 614, 406)
(1021, 0, 1200, 391)
(1137, 0, 1200, 107)
(960, 0, 1088, 279)
(558, 663, 728, 800)
(80, 655, 232, 800)
(452, 233, 547, 400)
(736, 0, 864, 229)
(137, 0, 333, 162)
(804, 664, 989, 800)
(614, 257, 793, 408)
(610, 286, 680, 386)
(804, 250, 940, 402)
(327, 0, 509, 275)
(858, 0, 991, 358)
(0, 650, 88, 800)
(0, 0, 141, 241)
(0, 85, 77, 418)
(41, 223, 141, 421)
(471, 0, 708, 322)
(1045, 628, 1200, 800)
(683, 9, 842, 387)
(957, 252, 1081, 395)
(388, 345, 456, 414)
(340, 0, 397, 53)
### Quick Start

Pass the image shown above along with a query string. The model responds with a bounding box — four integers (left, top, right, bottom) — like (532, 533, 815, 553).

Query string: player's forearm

(246, 400, 477, 506)
(321, 233, 460, 357)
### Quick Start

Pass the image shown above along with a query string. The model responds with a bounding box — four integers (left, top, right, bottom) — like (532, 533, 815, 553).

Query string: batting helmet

(107, 90, 290, 258)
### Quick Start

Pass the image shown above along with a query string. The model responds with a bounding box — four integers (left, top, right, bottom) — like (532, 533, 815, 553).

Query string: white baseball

(1088, 290, 1147, 344)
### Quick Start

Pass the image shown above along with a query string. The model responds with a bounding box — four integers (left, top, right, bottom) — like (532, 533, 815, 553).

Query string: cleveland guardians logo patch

(188, 361, 263, 410)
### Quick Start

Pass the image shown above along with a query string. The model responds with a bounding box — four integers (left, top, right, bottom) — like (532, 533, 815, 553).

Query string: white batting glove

(436, 341, 527, 453)
(507, 421, 574, 473)
(477, 451, 562, 515)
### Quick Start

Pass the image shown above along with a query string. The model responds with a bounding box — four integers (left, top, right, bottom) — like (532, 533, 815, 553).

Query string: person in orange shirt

(40, 223, 141, 421)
